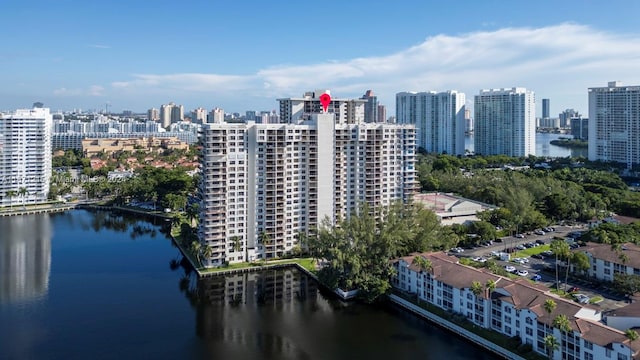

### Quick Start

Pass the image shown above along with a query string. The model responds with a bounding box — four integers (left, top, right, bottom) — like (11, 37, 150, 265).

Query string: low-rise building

(392, 252, 640, 360)
(412, 192, 495, 225)
(580, 242, 640, 282)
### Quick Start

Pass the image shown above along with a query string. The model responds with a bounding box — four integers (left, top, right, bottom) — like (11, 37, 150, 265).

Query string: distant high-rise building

(191, 107, 207, 124)
(396, 90, 466, 155)
(570, 117, 589, 140)
(361, 90, 379, 123)
(464, 108, 473, 133)
(542, 98, 550, 119)
(245, 111, 257, 122)
(474, 87, 536, 157)
(160, 102, 182, 128)
(0, 108, 52, 207)
(199, 95, 417, 267)
(559, 109, 580, 128)
(278, 90, 365, 124)
(377, 104, 387, 123)
(147, 108, 159, 121)
(209, 107, 224, 124)
(588, 81, 640, 168)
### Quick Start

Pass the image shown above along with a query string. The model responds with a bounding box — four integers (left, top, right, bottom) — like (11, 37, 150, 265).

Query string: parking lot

(452, 225, 629, 311)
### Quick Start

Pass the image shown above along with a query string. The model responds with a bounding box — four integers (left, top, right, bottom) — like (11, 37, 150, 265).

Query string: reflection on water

(465, 133, 588, 158)
(0, 214, 51, 304)
(192, 269, 320, 360)
(174, 266, 499, 360)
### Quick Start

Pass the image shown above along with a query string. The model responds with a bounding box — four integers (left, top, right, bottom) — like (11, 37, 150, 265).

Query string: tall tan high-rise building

(199, 94, 417, 267)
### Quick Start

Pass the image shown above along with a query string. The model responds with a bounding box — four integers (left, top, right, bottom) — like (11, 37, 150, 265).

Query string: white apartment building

(579, 242, 640, 282)
(393, 252, 639, 360)
(278, 90, 366, 125)
(159, 102, 183, 128)
(199, 111, 417, 267)
(588, 81, 640, 169)
(474, 88, 536, 157)
(209, 107, 224, 124)
(396, 90, 466, 155)
(191, 107, 207, 124)
(0, 108, 52, 207)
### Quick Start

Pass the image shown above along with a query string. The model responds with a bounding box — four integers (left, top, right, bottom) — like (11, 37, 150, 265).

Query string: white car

(573, 294, 590, 304)
(516, 269, 529, 276)
(504, 265, 516, 273)
(512, 258, 526, 264)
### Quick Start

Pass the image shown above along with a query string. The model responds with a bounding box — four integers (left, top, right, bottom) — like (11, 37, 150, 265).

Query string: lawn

(199, 257, 317, 274)
(512, 244, 550, 259)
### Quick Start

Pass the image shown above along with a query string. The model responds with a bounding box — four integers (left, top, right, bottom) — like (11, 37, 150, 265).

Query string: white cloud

(53, 85, 105, 97)
(88, 44, 110, 49)
(108, 23, 640, 112)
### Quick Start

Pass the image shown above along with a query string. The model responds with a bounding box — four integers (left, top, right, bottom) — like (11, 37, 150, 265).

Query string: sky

(2, 0, 640, 117)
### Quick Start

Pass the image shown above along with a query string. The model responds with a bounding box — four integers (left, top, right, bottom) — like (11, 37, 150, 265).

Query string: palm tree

(412, 255, 432, 274)
(190, 240, 202, 267)
(202, 245, 213, 266)
(485, 279, 496, 299)
(625, 329, 639, 341)
(259, 231, 272, 261)
(186, 203, 200, 227)
(5, 190, 16, 210)
(543, 334, 559, 360)
(544, 299, 557, 316)
(18, 187, 28, 209)
(231, 236, 242, 253)
(553, 314, 572, 359)
(471, 281, 483, 296)
(551, 239, 570, 291)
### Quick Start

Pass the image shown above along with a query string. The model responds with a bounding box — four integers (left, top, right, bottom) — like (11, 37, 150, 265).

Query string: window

(618, 354, 628, 360)
(606, 348, 612, 358)
(583, 353, 593, 360)
(583, 340, 593, 350)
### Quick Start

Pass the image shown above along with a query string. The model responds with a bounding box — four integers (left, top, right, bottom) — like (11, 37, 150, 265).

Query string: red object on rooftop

(319, 93, 331, 113)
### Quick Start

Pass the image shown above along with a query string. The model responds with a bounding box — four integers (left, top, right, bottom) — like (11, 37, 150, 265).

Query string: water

(0, 210, 499, 360)
(465, 132, 588, 158)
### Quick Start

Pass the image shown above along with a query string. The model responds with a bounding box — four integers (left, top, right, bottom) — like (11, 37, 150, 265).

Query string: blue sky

(2, 0, 640, 117)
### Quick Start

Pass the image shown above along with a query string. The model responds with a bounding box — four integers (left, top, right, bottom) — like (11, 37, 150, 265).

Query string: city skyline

(2, 1, 640, 116)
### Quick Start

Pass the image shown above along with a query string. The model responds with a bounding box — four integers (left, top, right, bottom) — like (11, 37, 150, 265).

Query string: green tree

(471, 281, 483, 297)
(18, 187, 28, 209)
(626, 329, 639, 341)
(485, 279, 496, 299)
(572, 251, 591, 275)
(190, 240, 202, 266)
(544, 299, 557, 316)
(231, 236, 242, 253)
(543, 334, 559, 360)
(202, 245, 213, 265)
(412, 255, 432, 274)
(186, 203, 200, 227)
(550, 239, 570, 291)
(5, 190, 16, 210)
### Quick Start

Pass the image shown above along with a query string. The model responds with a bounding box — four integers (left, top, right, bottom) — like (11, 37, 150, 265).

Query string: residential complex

(579, 242, 640, 282)
(160, 102, 183, 128)
(474, 88, 536, 157)
(81, 136, 188, 157)
(396, 90, 466, 155)
(278, 90, 366, 124)
(588, 81, 640, 169)
(393, 252, 640, 360)
(199, 95, 417, 267)
(0, 108, 52, 207)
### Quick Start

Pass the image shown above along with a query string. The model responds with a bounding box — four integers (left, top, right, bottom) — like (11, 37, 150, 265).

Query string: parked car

(535, 239, 546, 245)
(569, 287, 580, 293)
(532, 274, 542, 281)
(504, 265, 516, 273)
(532, 254, 545, 260)
(514, 233, 525, 239)
(516, 269, 529, 276)
(516, 244, 526, 250)
(534, 230, 545, 235)
(573, 293, 590, 304)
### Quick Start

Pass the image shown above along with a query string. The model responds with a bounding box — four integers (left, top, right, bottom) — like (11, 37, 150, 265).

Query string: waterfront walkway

(0, 202, 77, 216)
(389, 294, 525, 360)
